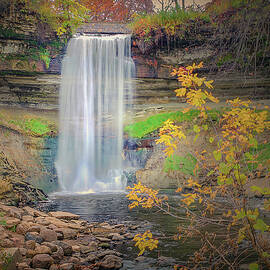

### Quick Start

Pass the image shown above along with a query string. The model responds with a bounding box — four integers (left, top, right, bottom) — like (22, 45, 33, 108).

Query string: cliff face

(0, 10, 269, 194)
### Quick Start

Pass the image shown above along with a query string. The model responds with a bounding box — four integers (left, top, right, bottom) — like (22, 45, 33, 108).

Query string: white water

(56, 34, 135, 193)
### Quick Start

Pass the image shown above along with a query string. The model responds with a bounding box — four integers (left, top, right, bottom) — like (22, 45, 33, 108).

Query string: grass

(8, 118, 50, 136)
(124, 109, 221, 139)
(125, 110, 198, 138)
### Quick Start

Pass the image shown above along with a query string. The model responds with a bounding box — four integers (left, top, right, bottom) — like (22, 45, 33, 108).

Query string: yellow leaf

(175, 88, 187, 97)
(182, 107, 191, 114)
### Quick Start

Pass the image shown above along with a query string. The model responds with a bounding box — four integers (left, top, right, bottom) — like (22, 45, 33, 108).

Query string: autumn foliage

(81, 0, 153, 22)
(127, 63, 270, 269)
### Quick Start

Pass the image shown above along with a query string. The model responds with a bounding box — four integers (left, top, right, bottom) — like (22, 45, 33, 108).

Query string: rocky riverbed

(0, 203, 177, 270)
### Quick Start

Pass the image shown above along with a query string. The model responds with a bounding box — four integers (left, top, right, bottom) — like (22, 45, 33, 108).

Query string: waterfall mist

(56, 34, 135, 193)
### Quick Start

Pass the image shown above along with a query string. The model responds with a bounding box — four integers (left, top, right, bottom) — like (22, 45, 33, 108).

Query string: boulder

(35, 245, 52, 255)
(56, 228, 77, 239)
(53, 241, 73, 256)
(5, 217, 21, 229)
(0, 204, 24, 219)
(51, 246, 64, 262)
(109, 233, 124, 241)
(85, 254, 97, 263)
(100, 255, 122, 269)
(40, 228, 58, 242)
(43, 242, 58, 253)
(25, 240, 36, 250)
(97, 250, 122, 259)
(17, 262, 30, 270)
(32, 254, 54, 269)
(48, 212, 80, 221)
(22, 215, 34, 222)
(25, 232, 44, 244)
(16, 222, 31, 235)
(35, 217, 51, 226)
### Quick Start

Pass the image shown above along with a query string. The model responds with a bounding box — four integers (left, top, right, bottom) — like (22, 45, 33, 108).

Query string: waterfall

(56, 34, 135, 193)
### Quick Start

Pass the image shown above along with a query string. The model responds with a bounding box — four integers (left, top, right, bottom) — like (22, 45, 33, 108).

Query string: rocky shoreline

(0, 203, 134, 270)
(0, 203, 178, 270)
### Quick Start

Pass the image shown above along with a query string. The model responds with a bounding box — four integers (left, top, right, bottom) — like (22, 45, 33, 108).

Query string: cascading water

(56, 34, 135, 193)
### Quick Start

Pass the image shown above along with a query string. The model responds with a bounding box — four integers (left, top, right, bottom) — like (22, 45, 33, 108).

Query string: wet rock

(48, 212, 80, 221)
(40, 228, 58, 242)
(123, 233, 133, 239)
(54, 241, 73, 256)
(97, 250, 122, 259)
(32, 254, 54, 269)
(25, 232, 44, 244)
(157, 256, 176, 267)
(109, 233, 124, 241)
(100, 255, 122, 269)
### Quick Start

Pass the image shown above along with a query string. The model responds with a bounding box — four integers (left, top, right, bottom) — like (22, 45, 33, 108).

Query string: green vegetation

(0, 26, 26, 40)
(164, 153, 197, 175)
(124, 109, 221, 138)
(124, 110, 199, 138)
(129, 9, 210, 39)
(9, 118, 51, 136)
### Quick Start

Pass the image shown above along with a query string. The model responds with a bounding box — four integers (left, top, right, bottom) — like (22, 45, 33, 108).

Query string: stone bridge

(76, 23, 132, 35)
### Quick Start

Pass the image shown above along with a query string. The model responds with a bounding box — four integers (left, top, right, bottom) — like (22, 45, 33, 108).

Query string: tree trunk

(182, 0, 185, 11)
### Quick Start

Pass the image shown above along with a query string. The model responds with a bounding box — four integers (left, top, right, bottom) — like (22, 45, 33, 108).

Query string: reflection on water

(49, 192, 133, 223)
(49, 192, 202, 261)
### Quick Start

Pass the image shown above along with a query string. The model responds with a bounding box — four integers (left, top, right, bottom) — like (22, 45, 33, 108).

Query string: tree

(127, 63, 270, 269)
(81, 0, 153, 21)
